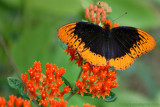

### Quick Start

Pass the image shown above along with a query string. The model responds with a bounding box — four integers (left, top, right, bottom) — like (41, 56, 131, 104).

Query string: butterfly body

(57, 22, 156, 70)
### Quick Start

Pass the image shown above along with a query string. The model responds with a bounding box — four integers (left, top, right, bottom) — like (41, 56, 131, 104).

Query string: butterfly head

(103, 24, 111, 31)
(103, 19, 120, 30)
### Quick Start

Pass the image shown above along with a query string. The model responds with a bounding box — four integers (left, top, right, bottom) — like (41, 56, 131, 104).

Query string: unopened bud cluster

(85, 3, 112, 25)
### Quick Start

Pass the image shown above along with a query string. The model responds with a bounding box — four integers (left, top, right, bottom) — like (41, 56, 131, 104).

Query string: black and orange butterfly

(57, 21, 156, 70)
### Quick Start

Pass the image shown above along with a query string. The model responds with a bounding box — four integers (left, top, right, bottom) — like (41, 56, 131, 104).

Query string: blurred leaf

(7, 77, 29, 99)
(79, 0, 93, 9)
(81, 19, 88, 22)
(106, 90, 160, 107)
(11, 21, 54, 73)
(11, 18, 81, 88)
(149, 0, 160, 6)
(105, 0, 160, 29)
(133, 60, 158, 98)
(8, 77, 23, 91)
(104, 91, 117, 102)
(3, 0, 82, 16)
(81, 89, 117, 102)
(58, 39, 67, 50)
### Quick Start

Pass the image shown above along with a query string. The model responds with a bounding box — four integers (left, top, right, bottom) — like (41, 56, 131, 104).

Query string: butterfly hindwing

(108, 26, 156, 70)
(58, 22, 156, 70)
(57, 22, 107, 66)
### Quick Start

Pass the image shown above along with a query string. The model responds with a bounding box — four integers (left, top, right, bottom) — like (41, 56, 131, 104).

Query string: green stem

(65, 93, 73, 101)
(0, 34, 39, 107)
(0, 34, 21, 78)
(65, 67, 83, 101)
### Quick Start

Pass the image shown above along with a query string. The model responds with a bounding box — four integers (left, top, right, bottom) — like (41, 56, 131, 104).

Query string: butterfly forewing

(57, 22, 107, 66)
(108, 26, 156, 70)
(57, 22, 156, 70)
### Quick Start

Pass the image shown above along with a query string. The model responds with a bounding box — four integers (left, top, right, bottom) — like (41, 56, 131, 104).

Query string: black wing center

(73, 23, 142, 61)
(107, 26, 141, 59)
(73, 22, 105, 55)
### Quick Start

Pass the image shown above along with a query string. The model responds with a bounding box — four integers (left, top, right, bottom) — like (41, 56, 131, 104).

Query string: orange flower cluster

(64, 47, 119, 99)
(84, 4, 119, 30)
(0, 95, 95, 107)
(0, 95, 31, 107)
(21, 61, 71, 106)
(97, 2, 112, 13)
(63, 3, 119, 99)
(65, 47, 83, 67)
(85, 4, 107, 24)
(76, 62, 118, 99)
(85, 3, 112, 25)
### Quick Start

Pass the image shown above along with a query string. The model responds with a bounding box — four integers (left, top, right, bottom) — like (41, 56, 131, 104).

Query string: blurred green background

(0, 0, 160, 107)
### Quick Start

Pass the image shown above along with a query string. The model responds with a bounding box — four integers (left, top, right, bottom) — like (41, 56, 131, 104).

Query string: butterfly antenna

(112, 12, 127, 22)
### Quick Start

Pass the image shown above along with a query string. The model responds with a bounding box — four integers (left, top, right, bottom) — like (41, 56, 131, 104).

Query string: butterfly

(57, 21, 156, 70)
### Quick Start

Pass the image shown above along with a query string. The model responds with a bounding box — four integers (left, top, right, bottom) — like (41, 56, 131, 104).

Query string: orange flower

(0, 95, 96, 107)
(64, 47, 83, 67)
(50, 99, 67, 107)
(21, 73, 28, 83)
(70, 103, 95, 107)
(0, 95, 31, 107)
(41, 99, 48, 107)
(21, 61, 71, 106)
(58, 86, 71, 99)
(83, 103, 96, 107)
(103, 19, 119, 30)
(77, 62, 118, 99)
(23, 100, 31, 107)
(113, 22, 120, 28)
(0, 97, 6, 107)
(75, 80, 88, 96)
(64, 47, 119, 99)
(15, 97, 24, 107)
(63, 3, 119, 99)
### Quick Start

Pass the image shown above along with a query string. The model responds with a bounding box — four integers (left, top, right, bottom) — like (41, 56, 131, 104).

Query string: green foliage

(62, 76, 72, 88)
(79, 0, 93, 9)
(0, 0, 159, 106)
(58, 39, 68, 50)
(105, 0, 160, 29)
(104, 91, 117, 102)
(7, 77, 29, 99)
(81, 89, 117, 102)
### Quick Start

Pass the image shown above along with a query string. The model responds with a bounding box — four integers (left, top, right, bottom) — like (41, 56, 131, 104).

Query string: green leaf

(106, 0, 160, 29)
(11, 21, 55, 74)
(81, 19, 88, 22)
(104, 91, 117, 102)
(7, 77, 29, 99)
(79, 0, 93, 9)
(61, 76, 72, 88)
(3, 0, 82, 16)
(8, 77, 23, 90)
(80, 89, 117, 102)
(129, 60, 158, 98)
